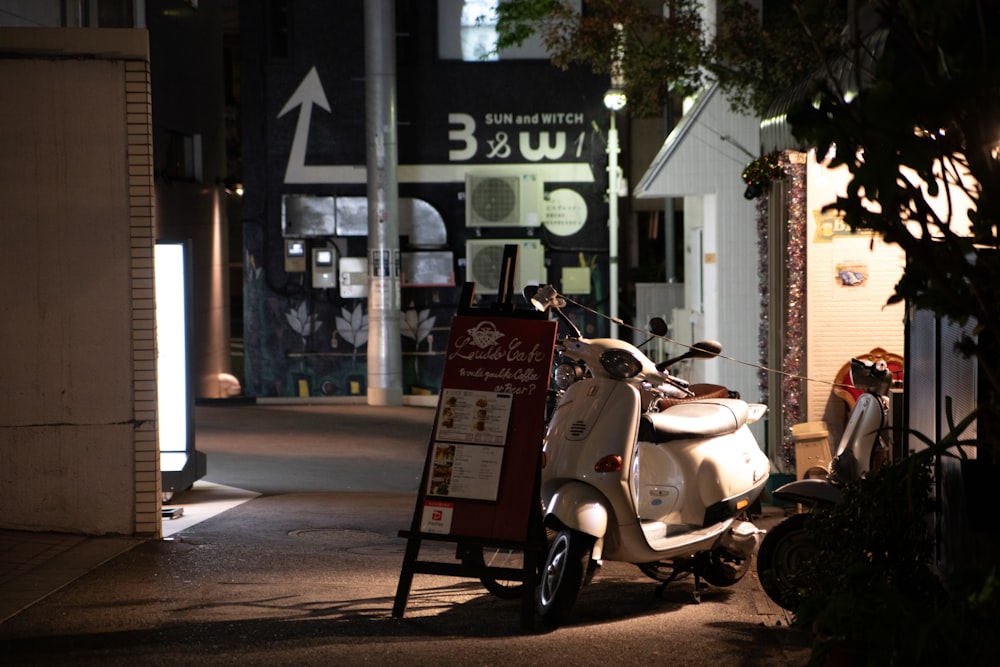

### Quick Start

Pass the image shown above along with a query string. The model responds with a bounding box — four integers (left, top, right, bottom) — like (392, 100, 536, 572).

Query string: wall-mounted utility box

(311, 247, 337, 288)
(285, 239, 306, 272)
(339, 257, 368, 298)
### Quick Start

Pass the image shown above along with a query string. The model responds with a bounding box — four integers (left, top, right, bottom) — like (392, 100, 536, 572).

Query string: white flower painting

(401, 307, 436, 351)
(285, 300, 322, 348)
(334, 303, 369, 350)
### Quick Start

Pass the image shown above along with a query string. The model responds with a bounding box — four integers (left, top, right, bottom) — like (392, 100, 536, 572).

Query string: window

(438, 0, 580, 61)
(163, 131, 203, 182)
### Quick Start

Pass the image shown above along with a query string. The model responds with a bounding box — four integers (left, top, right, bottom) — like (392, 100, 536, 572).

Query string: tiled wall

(126, 59, 160, 537)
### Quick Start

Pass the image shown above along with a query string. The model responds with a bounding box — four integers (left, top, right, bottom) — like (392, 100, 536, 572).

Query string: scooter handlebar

(658, 374, 694, 397)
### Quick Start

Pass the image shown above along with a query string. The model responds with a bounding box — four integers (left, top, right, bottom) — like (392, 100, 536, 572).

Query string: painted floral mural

(241, 228, 451, 398)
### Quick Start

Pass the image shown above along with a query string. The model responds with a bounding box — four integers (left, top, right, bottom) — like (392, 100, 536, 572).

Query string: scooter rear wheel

(637, 561, 690, 583)
(537, 529, 591, 626)
(755, 512, 817, 610)
(702, 548, 752, 587)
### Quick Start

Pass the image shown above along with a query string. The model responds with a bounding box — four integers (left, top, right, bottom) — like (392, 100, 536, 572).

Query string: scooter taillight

(540, 451, 547, 468)
(594, 455, 622, 473)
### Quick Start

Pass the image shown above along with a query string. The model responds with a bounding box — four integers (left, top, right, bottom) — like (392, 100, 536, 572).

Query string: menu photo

(427, 389, 513, 501)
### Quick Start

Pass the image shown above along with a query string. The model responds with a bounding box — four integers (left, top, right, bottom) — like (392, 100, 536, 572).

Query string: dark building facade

(239, 1, 612, 399)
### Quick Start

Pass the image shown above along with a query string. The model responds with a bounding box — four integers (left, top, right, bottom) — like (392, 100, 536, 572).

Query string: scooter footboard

(543, 481, 608, 540)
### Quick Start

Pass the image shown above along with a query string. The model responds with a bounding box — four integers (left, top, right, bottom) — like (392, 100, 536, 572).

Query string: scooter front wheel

(756, 512, 817, 611)
(477, 546, 527, 599)
(537, 529, 592, 626)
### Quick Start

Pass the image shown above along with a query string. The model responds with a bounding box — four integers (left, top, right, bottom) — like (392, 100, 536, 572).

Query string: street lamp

(604, 86, 626, 339)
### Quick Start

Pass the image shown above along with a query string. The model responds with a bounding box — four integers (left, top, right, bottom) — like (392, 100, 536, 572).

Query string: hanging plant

(742, 150, 786, 199)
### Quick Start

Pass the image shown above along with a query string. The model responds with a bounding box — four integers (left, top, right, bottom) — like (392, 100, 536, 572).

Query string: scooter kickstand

(691, 573, 705, 604)
(654, 569, 682, 598)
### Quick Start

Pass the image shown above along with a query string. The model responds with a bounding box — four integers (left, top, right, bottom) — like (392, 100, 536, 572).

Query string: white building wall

(714, 177, 767, 404)
(635, 84, 762, 439)
(804, 151, 906, 443)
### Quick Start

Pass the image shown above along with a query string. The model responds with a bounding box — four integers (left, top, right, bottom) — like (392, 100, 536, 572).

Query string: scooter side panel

(542, 379, 640, 504)
(696, 428, 770, 505)
(830, 391, 885, 480)
(541, 379, 642, 562)
(633, 427, 769, 527)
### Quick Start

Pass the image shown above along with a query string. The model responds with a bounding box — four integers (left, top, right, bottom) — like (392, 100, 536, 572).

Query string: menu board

(427, 389, 513, 501)
(416, 315, 556, 540)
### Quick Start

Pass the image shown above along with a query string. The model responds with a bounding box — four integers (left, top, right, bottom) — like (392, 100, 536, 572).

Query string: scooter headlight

(552, 362, 582, 390)
(600, 349, 642, 379)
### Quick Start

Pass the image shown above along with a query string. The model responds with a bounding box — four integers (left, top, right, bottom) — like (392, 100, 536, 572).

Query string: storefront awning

(760, 29, 888, 153)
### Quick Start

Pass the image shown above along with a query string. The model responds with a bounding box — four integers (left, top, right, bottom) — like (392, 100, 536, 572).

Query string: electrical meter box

(312, 247, 337, 288)
(339, 257, 368, 298)
(561, 266, 591, 294)
(285, 239, 306, 272)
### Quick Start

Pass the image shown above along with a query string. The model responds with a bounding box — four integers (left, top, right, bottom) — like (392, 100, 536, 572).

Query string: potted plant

(784, 412, 997, 665)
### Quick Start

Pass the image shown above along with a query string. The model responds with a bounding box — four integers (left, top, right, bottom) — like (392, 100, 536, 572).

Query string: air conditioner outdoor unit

(465, 239, 546, 294)
(465, 172, 541, 227)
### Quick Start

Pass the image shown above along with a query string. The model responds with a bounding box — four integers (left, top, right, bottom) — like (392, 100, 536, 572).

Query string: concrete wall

(147, 1, 234, 400)
(0, 28, 159, 536)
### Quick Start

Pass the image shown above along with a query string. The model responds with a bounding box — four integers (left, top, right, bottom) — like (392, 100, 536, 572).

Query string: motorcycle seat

(639, 398, 748, 442)
(656, 383, 730, 410)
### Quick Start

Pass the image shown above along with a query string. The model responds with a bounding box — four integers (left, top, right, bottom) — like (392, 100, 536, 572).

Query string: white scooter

(755, 357, 893, 610)
(526, 286, 770, 626)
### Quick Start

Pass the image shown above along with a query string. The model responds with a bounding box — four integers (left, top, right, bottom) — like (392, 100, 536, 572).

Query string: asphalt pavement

(0, 402, 813, 666)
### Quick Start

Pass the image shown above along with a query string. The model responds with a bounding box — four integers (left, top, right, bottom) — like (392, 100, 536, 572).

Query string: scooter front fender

(773, 478, 842, 508)
(543, 481, 609, 541)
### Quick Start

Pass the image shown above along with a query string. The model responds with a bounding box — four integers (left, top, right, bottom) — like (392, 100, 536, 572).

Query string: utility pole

(364, 0, 402, 405)
(604, 23, 627, 339)
(606, 109, 622, 339)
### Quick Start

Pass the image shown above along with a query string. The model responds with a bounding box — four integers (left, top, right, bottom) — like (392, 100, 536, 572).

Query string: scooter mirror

(522, 284, 541, 309)
(648, 317, 669, 337)
(524, 285, 582, 338)
(524, 284, 565, 312)
(635, 317, 670, 349)
(657, 339, 723, 370)
(689, 340, 723, 359)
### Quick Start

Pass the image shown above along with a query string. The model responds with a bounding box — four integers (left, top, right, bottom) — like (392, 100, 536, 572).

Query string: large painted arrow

(277, 66, 342, 184)
(277, 67, 594, 185)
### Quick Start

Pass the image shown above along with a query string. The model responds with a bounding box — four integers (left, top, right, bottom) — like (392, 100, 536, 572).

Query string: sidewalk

(0, 481, 257, 624)
(0, 397, 397, 624)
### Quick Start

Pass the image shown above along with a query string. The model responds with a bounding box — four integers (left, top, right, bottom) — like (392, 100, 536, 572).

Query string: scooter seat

(639, 399, 748, 442)
(656, 383, 731, 410)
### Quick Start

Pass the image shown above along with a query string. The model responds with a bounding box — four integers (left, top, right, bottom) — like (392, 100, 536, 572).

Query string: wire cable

(557, 293, 852, 392)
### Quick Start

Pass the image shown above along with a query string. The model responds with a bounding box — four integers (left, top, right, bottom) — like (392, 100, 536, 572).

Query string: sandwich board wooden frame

(393, 245, 554, 630)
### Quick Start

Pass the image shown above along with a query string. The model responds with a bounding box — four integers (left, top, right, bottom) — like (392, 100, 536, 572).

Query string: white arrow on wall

(277, 67, 594, 185)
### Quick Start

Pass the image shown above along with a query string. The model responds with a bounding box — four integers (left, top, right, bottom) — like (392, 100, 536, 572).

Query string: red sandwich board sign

(393, 293, 555, 629)
(417, 314, 554, 540)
